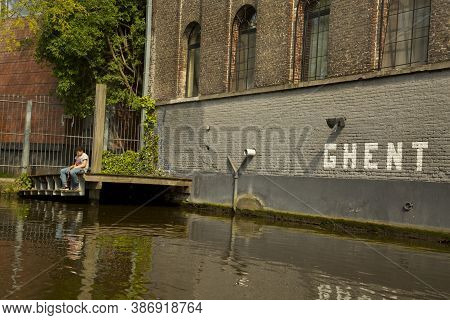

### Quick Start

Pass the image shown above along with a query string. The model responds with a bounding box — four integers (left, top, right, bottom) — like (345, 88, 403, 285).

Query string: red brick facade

(0, 23, 57, 97)
(150, 0, 449, 101)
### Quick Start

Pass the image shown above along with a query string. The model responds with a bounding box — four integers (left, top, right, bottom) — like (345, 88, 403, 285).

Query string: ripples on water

(0, 199, 449, 300)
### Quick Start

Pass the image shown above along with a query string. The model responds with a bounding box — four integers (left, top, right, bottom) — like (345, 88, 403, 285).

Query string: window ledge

(165, 96, 201, 104)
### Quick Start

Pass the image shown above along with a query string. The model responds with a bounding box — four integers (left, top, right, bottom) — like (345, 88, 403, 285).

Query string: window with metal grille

(186, 24, 201, 98)
(381, 0, 430, 68)
(302, 0, 330, 81)
(232, 6, 257, 91)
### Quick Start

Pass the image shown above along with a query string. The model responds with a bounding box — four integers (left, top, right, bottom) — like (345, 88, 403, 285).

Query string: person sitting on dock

(60, 147, 89, 191)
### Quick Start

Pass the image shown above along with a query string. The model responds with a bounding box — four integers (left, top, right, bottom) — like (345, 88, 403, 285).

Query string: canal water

(0, 199, 449, 300)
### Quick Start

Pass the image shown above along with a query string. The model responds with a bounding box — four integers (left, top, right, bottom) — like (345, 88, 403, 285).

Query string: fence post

(21, 100, 32, 174)
(91, 84, 107, 174)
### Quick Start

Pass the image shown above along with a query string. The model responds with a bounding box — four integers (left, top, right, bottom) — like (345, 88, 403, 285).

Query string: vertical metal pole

(232, 174, 238, 212)
(91, 84, 107, 174)
(227, 156, 239, 212)
(21, 100, 32, 174)
(103, 111, 109, 151)
(140, 0, 153, 150)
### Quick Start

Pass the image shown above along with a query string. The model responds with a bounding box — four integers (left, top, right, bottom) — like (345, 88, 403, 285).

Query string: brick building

(151, 0, 450, 230)
(0, 20, 65, 174)
(0, 22, 57, 96)
(150, 0, 448, 100)
(0, 18, 62, 141)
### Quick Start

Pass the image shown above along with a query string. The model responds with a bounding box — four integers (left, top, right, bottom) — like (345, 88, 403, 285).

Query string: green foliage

(101, 95, 160, 176)
(1, 0, 148, 116)
(101, 148, 163, 177)
(131, 95, 157, 130)
(0, 173, 32, 195)
(102, 95, 159, 176)
(0, 172, 15, 178)
(16, 173, 33, 190)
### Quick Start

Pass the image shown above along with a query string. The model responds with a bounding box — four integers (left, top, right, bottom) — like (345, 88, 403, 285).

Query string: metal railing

(0, 95, 27, 175)
(105, 105, 141, 154)
(30, 96, 94, 174)
(0, 94, 141, 176)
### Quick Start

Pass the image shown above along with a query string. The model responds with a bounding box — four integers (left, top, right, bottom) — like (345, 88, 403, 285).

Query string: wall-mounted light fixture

(244, 148, 257, 157)
(326, 117, 346, 132)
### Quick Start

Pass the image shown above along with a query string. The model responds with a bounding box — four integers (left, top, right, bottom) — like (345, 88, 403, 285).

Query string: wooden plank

(84, 174, 192, 187)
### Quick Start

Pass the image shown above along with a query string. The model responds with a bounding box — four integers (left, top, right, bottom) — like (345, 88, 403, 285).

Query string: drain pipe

(140, 0, 153, 150)
(227, 149, 257, 212)
(227, 156, 239, 212)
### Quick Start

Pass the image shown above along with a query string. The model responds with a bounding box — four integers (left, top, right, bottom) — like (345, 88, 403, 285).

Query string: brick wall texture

(153, 0, 449, 185)
(150, 0, 449, 101)
(0, 24, 62, 144)
(429, 0, 450, 64)
(0, 24, 57, 96)
(157, 68, 450, 183)
(327, 0, 379, 77)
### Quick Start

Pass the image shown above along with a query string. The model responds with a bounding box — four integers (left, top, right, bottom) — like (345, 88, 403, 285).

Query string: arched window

(230, 6, 257, 91)
(302, 0, 330, 81)
(381, 0, 430, 68)
(186, 24, 201, 97)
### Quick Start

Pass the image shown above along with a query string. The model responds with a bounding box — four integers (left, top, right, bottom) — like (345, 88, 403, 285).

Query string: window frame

(380, 0, 431, 69)
(301, 0, 331, 81)
(230, 5, 257, 92)
(185, 24, 201, 98)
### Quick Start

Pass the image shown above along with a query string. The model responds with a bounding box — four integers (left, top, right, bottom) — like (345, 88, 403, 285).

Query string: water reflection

(0, 199, 449, 300)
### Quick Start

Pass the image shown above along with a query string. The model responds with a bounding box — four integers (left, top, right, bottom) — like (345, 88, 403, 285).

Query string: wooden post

(21, 100, 33, 174)
(91, 84, 107, 174)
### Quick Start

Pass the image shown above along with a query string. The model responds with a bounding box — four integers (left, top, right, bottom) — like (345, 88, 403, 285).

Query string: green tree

(1, 0, 150, 116)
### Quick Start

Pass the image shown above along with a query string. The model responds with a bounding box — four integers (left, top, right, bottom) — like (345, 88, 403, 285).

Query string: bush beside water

(0, 173, 32, 196)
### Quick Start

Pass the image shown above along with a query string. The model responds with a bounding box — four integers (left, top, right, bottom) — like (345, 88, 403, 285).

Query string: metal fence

(0, 95, 27, 175)
(105, 105, 141, 154)
(0, 94, 141, 176)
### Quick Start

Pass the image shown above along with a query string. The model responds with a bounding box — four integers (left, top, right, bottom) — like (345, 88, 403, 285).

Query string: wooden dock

(20, 173, 192, 200)
(84, 174, 192, 187)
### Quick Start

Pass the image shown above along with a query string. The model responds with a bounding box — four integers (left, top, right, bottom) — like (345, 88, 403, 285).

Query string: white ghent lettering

(387, 142, 403, 171)
(324, 144, 337, 169)
(364, 143, 378, 170)
(343, 143, 357, 170)
(322, 142, 428, 172)
(412, 142, 428, 172)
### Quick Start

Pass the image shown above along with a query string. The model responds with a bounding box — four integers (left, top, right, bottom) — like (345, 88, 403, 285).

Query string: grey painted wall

(191, 173, 450, 229)
(158, 69, 449, 182)
(157, 68, 450, 229)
